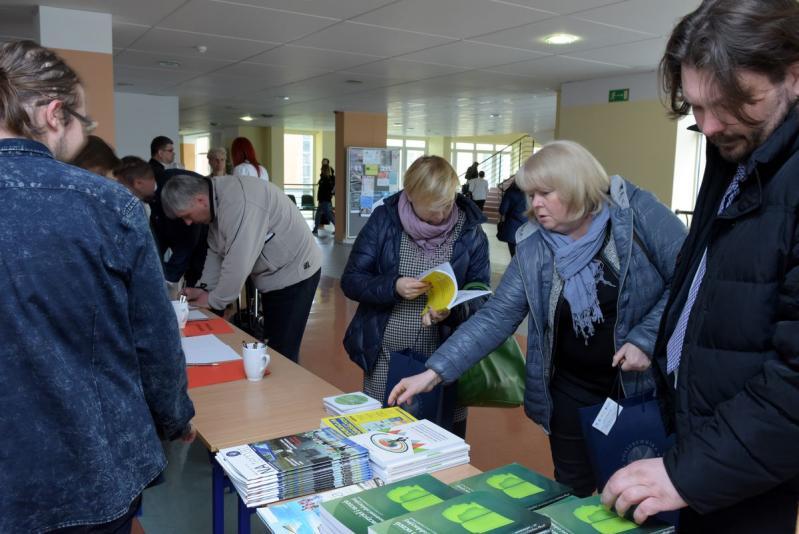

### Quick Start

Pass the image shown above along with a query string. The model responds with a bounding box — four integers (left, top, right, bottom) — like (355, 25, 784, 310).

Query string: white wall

(114, 92, 179, 162)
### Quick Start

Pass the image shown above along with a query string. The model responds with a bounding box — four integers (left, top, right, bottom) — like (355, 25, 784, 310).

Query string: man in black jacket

(603, 1, 799, 531)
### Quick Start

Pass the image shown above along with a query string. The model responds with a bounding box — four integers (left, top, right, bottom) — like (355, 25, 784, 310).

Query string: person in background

(149, 135, 175, 176)
(71, 134, 120, 178)
(469, 170, 489, 211)
(114, 156, 157, 215)
(0, 40, 194, 533)
(161, 174, 321, 363)
(207, 146, 228, 177)
(389, 141, 686, 496)
(313, 157, 335, 235)
(231, 136, 269, 181)
(341, 155, 490, 438)
(496, 176, 527, 257)
(602, 1, 799, 530)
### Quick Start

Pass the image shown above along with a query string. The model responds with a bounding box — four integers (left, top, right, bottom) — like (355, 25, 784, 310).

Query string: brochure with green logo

(537, 495, 675, 534)
(451, 462, 572, 510)
(320, 473, 461, 534)
(367, 491, 550, 534)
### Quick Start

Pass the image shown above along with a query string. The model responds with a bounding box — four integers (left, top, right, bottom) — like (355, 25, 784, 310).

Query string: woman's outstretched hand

(387, 369, 442, 406)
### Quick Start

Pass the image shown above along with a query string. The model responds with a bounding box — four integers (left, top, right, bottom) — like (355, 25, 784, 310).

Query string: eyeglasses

(63, 105, 98, 133)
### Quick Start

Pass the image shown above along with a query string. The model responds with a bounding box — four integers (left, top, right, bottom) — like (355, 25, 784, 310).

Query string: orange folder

(183, 317, 234, 337)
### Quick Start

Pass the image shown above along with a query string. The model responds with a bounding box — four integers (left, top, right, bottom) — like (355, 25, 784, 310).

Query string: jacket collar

(745, 108, 799, 174)
(0, 138, 54, 159)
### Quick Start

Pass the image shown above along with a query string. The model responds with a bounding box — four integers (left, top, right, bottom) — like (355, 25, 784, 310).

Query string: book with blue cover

(450, 462, 572, 510)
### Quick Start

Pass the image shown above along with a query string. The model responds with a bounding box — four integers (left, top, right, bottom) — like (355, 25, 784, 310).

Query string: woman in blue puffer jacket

(389, 141, 686, 496)
(341, 155, 490, 438)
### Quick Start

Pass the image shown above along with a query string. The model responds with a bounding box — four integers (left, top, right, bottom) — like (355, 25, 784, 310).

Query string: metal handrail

(457, 134, 533, 178)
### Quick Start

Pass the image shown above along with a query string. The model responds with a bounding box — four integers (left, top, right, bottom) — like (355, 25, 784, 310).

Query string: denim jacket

(0, 139, 195, 532)
(426, 176, 687, 433)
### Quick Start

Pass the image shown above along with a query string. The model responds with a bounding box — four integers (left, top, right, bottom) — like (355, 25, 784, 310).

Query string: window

(284, 133, 315, 210)
(386, 137, 428, 174)
(450, 140, 517, 186)
(193, 135, 209, 176)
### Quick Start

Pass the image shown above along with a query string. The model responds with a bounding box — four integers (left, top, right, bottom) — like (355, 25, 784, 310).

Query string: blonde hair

(516, 140, 610, 221)
(403, 155, 459, 209)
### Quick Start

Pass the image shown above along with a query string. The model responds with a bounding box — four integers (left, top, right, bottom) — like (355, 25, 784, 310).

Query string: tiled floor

(140, 223, 553, 533)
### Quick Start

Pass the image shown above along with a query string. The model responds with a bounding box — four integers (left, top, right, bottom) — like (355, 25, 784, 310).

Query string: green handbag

(456, 282, 526, 408)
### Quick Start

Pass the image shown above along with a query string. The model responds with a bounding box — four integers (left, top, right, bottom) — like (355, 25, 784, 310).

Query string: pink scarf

(398, 191, 459, 255)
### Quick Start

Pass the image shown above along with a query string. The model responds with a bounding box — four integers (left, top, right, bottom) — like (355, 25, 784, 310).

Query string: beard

(710, 91, 799, 162)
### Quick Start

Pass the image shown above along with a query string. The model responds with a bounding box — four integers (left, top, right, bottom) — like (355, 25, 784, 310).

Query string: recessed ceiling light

(157, 60, 181, 68)
(240, 115, 254, 122)
(276, 95, 290, 101)
(490, 113, 501, 118)
(393, 122, 402, 126)
(544, 33, 580, 45)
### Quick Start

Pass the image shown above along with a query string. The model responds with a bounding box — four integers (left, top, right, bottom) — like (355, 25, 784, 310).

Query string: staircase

(461, 135, 534, 225)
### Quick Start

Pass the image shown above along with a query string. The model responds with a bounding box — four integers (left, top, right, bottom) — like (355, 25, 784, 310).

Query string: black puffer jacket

(655, 112, 799, 526)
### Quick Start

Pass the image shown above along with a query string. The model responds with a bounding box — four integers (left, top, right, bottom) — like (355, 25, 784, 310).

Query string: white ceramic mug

(171, 300, 189, 329)
(242, 343, 270, 381)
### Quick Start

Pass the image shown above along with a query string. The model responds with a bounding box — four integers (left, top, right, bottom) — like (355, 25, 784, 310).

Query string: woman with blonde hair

(341, 155, 490, 437)
(389, 141, 687, 494)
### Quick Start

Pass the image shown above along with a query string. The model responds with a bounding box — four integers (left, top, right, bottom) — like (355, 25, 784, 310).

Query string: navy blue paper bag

(578, 393, 674, 492)
(384, 348, 456, 429)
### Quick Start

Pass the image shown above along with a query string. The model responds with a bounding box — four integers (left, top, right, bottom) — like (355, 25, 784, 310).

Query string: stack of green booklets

(319, 473, 461, 534)
(367, 491, 550, 534)
(451, 463, 573, 510)
(537, 495, 675, 534)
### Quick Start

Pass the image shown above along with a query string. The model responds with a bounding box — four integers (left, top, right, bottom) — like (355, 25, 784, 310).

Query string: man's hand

(182, 287, 209, 308)
(395, 277, 429, 300)
(422, 308, 451, 327)
(612, 342, 651, 372)
(601, 458, 687, 524)
(387, 369, 443, 407)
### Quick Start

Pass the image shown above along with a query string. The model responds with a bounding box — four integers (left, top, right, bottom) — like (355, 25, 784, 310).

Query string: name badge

(592, 398, 623, 436)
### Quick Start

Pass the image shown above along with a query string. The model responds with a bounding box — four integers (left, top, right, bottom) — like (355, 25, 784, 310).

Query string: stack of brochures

(451, 462, 573, 510)
(321, 407, 416, 437)
(257, 480, 382, 534)
(323, 392, 382, 416)
(347, 420, 470, 483)
(216, 428, 373, 508)
(537, 495, 675, 534)
(319, 473, 462, 534)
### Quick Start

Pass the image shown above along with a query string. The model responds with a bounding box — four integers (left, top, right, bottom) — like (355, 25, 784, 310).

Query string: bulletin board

(346, 146, 402, 240)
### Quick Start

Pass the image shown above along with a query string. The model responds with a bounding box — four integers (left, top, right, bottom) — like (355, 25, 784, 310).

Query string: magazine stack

(323, 392, 382, 416)
(347, 420, 470, 483)
(216, 427, 373, 507)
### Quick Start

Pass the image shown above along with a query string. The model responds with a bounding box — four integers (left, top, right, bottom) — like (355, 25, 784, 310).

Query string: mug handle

(260, 354, 269, 374)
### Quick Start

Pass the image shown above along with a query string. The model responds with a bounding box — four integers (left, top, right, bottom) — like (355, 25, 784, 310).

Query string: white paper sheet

(187, 309, 209, 322)
(181, 334, 242, 365)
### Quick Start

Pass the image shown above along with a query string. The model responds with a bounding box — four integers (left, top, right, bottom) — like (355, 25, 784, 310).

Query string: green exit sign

(609, 88, 629, 102)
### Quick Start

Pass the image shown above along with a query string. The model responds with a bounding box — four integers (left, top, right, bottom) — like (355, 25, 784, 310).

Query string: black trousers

(260, 269, 321, 363)
(51, 495, 141, 533)
(549, 381, 604, 497)
(507, 243, 516, 257)
(474, 199, 486, 211)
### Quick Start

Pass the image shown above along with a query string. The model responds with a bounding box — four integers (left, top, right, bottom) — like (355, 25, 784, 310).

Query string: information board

(346, 146, 402, 240)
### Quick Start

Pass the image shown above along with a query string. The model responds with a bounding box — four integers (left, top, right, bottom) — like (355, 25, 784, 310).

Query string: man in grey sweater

(162, 174, 322, 363)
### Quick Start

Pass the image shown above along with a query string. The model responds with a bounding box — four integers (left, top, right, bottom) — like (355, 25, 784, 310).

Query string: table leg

(211, 453, 225, 534)
(237, 494, 251, 534)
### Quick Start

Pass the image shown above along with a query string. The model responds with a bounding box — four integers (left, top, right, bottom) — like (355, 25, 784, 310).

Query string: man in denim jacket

(0, 41, 195, 532)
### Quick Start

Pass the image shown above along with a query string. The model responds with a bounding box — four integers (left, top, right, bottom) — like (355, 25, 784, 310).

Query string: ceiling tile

(207, 0, 396, 19)
(471, 15, 654, 53)
(345, 58, 466, 82)
(495, 0, 619, 16)
(399, 41, 547, 69)
(158, 0, 335, 44)
(569, 36, 667, 69)
(114, 64, 200, 88)
(488, 54, 631, 85)
(212, 62, 330, 86)
(353, 0, 553, 39)
(115, 49, 235, 73)
(293, 21, 456, 57)
(248, 45, 381, 71)
(575, 0, 700, 37)
(7, 0, 189, 25)
(0, 6, 37, 41)
(130, 28, 278, 61)
(113, 22, 151, 49)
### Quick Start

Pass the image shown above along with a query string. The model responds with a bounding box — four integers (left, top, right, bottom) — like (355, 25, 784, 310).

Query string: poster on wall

(346, 146, 402, 240)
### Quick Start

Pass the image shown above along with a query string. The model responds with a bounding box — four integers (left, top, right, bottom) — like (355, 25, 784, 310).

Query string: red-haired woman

(231, 137, 270, 181)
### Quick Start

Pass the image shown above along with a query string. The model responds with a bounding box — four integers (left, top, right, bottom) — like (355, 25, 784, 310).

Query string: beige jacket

(200, 176, 322, 310)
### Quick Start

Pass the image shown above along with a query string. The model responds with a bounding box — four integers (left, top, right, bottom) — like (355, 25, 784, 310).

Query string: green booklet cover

(537, 495, 675, 534)
(368, 491, 550, 534)
(451, 462, 572, 510)
(320, 473, 461, 534)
